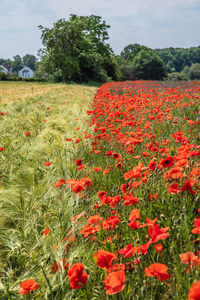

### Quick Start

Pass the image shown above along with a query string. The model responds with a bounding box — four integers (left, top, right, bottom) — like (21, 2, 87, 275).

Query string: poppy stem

(41, 265, 53, 295)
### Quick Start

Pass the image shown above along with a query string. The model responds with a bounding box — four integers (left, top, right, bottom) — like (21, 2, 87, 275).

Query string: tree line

(0, 54, 37, 72)
(1, 14, 200, 82)
(117, 44, 200, 81)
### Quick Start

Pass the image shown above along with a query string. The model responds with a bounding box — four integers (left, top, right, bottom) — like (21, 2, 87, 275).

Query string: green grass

(0, 82, 97, 299)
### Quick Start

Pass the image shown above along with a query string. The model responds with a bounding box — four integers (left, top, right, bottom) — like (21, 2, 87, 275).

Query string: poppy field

(0, 80, 200, 299)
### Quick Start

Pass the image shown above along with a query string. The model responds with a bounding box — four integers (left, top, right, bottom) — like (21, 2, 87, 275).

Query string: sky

(0, 0, 200, 59)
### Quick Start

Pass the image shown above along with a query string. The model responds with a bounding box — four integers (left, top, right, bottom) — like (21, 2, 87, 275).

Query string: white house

(0, 65, 9, 74)
(18, 66, 34, 78)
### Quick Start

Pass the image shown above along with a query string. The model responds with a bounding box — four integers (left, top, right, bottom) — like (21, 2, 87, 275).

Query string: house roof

(0, 64, 9, 71)
(19, 66, 34, 72)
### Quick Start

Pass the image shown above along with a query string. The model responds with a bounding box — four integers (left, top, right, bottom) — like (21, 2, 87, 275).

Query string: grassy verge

(0, 82, 97, 299)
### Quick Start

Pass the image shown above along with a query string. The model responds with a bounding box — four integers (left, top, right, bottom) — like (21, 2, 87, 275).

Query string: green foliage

(168, 64, 200, 81)
(119, 44, 200, 80)
(121, 43, 149, 61)
(167, 72, 188, 81)
(131, 48, 166, 80)
(34, 61, 49, 81)
(0, 73, 46, 82)
(12, 55, 23, 72)
(155, 46, 200, 73)
(0, 83, 97, 298)
(188, 63, 200, 80)
(0, 72, 9, 81)
(38, 14, 120, 82)
(119, 64, 138, 81)
(119, 45, 166, 80)
(22, 54, 37, 70)
(0, 58, 13, 68)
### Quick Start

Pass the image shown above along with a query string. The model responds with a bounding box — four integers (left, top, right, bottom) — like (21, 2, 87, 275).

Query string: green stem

(41, 264, 53, 295)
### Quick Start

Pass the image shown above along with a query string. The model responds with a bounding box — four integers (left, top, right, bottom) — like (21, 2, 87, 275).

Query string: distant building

(18, 66, 34, 78)
(0, 64, 10, 74)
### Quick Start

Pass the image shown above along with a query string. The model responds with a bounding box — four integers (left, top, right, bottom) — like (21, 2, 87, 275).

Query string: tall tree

(38, 14, 120, 82)
(131, 48, 166, 80)
(120, 44, 148, 61)
(119, 45, 166, 80)
(22, 54, 37, 70)
(12, 55, 23, 72)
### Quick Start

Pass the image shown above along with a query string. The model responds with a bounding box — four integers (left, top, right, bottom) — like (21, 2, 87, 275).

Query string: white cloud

(0, 0, 199, 57)
(43, 0, 199, 19)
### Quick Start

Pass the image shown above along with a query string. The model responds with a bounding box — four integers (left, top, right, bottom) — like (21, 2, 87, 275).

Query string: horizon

(1, 43, 200, 61)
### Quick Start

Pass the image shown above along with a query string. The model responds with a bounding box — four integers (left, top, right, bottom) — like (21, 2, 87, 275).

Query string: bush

(0, 72, 9, 81)
(167, 72, 188, 81)
(189, 63, 200, 80)
(119, 65, 138, 81)
(0, 73, 47, 82)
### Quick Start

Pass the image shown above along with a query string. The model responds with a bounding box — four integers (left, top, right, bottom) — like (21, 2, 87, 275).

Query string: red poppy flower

(75, 138, 81, 143)
(180, 252, 200, 267)
(52, 259, 69, 272)
(118, 243, 139, 257)
(142, 152, 150, 157)
(148, 160, 157, 171)
(18, 279, 38, 295)
(140, 240, 152, 255)
(164, 167, 184, 180)
(103, 168, 109, 175)
(168, 183, 181, 194)
(102, 216, 120, 230)
(128, 220, 141, 230)
(44, 161, 51, 166)
(53, 179, 65, 188)
(87, 214, 103, 224)
(188, 281, 200, 300)
(191, 227, 200, 234)
(77, 164, 84, 170)
(98, 190, 106, 198)
(112, 152, 120, 159)
(154, 244, 163, 253)
(191, 217, 200, 234)
(94, 167, 102, 172)
(160, 156, 174, 168)
(80, 224, 99, 237)
(145, 263, 171, 281)
(80, 177, 93, 188)
(104, 270, 125, 295)
(67, 263, 88, 289)
(94, 249, 118, 269)
(107, 263, 125, 273)
(0, 147, 4, 152)
(182, 180, 196, 194)
(123, 193, 138, 206)
(193, 217, 200, 228)
(43, 227, 50, 235)
(105, 151, 113, 156)
(75, 159, 82, 166)
(25, 131, 31, 136)
(148, 224, 169, 243)
(72, 183, 85, 194)
(129, 208, 140, 221)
